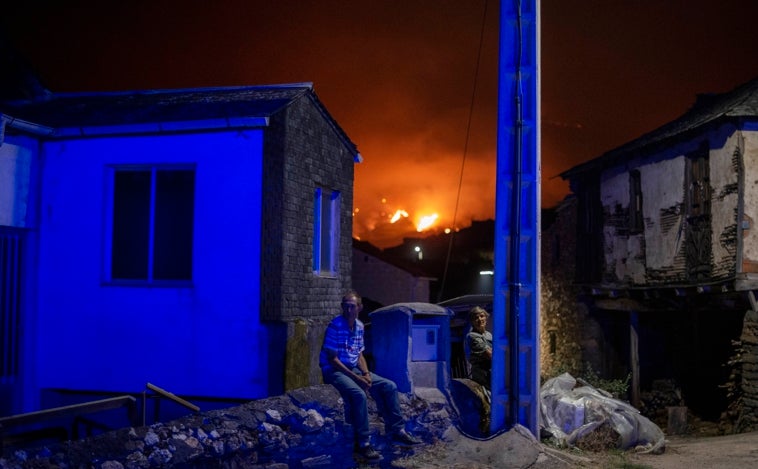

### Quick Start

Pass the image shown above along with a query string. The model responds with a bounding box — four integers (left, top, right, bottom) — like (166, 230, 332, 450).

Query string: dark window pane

(312, 188, 322, 272)
(320, 190, 332, 272)
(630, 170, 643, 233)
(112, 171, 151, 279)
(153, 170, 195, 280)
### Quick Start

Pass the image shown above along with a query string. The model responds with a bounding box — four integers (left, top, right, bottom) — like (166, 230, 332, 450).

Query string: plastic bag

(539, 373, 665, 452)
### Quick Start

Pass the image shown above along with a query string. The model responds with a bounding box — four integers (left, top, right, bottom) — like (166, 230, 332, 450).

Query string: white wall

(639, 157, 686, 272)
(352, 248, 431, 305)
(0, 139, 34, 227)
(741, 129, 758, 269)
(598, 123, 745, 284)
(710, 130, 741, 276)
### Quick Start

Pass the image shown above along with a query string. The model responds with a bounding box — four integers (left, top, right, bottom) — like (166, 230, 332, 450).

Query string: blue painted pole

(491, 0, 540, 435)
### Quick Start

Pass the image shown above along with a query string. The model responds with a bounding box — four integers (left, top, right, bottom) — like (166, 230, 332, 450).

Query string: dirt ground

(393, 425, 758, 469)
(616, 430, 758, 469)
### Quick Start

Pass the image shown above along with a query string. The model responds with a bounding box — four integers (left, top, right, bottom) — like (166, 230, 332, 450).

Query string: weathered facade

(561, 77, 758, 425)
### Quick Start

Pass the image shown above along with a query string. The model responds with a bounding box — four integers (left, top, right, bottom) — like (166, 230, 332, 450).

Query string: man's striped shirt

(319, 315, 365, 373)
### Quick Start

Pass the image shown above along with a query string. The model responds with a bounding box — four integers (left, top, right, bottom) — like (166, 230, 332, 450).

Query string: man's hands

(355, 371, 372, 391)
(354, 354, 372, 391)
(326, 350, 372, 392)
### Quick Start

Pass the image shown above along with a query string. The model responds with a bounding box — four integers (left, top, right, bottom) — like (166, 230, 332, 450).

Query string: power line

(437, 0, 490, 302)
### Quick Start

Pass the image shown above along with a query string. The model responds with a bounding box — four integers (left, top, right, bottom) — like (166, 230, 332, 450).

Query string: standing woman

(466, 306, 493, 389)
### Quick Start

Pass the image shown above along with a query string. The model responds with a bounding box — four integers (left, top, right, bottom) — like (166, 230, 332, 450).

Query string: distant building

(352, 239, 434, 310)
(0, 52, 360, 414)
(560, 77, 758, 428)
(382, 219, 496, 301)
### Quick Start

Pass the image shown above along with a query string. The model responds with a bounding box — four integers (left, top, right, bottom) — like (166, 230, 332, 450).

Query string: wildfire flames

(353, 201, 445, 247)
(390, 209, 409, 223)
(388, 209, 438, 232)
(416, 213, 438, 232)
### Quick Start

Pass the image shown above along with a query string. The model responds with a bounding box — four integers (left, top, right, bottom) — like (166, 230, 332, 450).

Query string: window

(110, 167, 195, 282)
(629, 170, 643, 233)
(548, 330, 557, 355)
(687, 147, 710, 217)
(0, 228, 22, 381)
(551, 233, 561, 267)
(313, 187, 340, 276)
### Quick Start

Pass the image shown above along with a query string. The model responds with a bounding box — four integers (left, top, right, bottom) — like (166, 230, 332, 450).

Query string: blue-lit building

(0, 55, 360, 415)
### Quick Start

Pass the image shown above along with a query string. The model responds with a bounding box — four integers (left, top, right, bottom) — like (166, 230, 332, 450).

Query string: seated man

(466, 306, 493, 390)
(319, 290, 421, 462)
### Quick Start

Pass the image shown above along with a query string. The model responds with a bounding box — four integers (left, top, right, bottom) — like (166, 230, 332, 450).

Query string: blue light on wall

(492, 0, 541, 435)
(27, 129, 272, 409)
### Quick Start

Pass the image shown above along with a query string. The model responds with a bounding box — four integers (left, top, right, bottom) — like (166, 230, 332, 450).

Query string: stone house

(0, 50, 360, 416)
(559, 77, 758, 427)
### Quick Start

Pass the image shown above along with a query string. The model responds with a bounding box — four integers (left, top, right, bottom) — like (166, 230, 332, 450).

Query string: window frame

(313, 187, 340, 277)
(104, 164, 196, 286)
(629, 169, 644, 234)
(686, 146, 711, 218)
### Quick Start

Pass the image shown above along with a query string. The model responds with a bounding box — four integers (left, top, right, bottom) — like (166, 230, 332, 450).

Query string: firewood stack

(638, 379, 685, 428)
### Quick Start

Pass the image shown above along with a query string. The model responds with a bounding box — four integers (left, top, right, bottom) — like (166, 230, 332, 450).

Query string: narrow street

(624, 431, 758, 469)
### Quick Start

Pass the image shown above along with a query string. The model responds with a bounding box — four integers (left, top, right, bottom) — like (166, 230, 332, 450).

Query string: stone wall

(540, 197, 590, 381)
(260, 93, 354, 325)
(736, 309, 758, 431)
(260, 92, 357, 390)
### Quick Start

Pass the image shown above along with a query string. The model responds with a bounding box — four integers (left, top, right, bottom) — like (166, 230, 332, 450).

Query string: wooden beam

(146, 383, 200, 413)
(0, 395, 137, 428)
(0, 395, 138, 449)
(593, 298, 650, 312)
(629, 312, 640, 408)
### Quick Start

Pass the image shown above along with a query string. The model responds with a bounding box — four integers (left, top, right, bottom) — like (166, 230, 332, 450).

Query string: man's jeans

(323, 367, 404, 445)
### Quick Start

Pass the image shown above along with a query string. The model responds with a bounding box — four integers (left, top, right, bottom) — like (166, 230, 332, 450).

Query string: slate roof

(0, 83, 360, 159)
(561, 76, 758, 179)
(2, 85, 301, 127)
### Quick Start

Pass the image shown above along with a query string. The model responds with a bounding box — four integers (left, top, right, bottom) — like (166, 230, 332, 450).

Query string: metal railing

(0, 395, 138, 449)
(142, 382, 200, 426)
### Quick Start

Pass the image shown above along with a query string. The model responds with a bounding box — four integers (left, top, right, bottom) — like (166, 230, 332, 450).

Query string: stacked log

(638, 379, 685, 429)
(737, 310, 758, 432)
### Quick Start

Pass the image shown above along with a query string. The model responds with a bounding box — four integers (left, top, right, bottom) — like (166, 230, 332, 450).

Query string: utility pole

(491, 0, 540, 436)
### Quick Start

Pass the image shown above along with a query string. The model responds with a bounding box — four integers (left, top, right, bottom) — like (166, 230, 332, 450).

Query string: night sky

(4, 1, 758, 247)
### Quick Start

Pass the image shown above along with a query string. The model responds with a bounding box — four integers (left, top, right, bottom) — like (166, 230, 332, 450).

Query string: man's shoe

(355, 443, 383, 461)
(392, 429, 422, 446)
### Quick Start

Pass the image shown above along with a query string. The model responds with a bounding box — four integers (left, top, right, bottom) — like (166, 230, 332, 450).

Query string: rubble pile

(0, 380, 599, 469)
(0, 385, 452, 469)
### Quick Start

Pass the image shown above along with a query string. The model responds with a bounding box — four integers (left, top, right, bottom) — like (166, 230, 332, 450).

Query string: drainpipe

(0, 113, 56, 142)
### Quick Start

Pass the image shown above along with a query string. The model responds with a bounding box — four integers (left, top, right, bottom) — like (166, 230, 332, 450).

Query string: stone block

(666, 406, 688, 435)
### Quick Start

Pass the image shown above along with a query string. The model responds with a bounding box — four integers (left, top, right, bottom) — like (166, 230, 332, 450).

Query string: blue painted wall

(28, 130, 270, 409)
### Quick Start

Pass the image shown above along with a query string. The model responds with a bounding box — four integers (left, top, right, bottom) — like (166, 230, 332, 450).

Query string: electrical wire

(437, 0, 490, 302)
